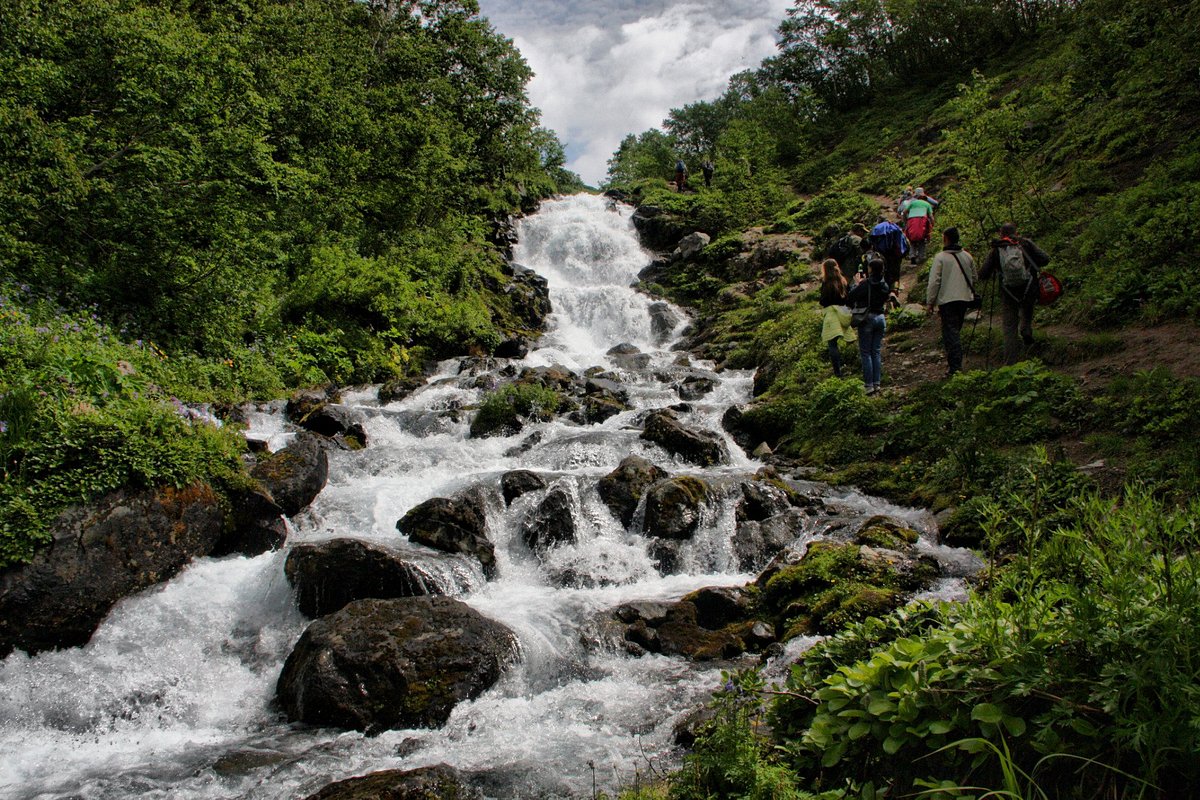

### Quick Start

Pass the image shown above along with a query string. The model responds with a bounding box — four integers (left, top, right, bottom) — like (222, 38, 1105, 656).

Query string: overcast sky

(476, 0, 792, 186)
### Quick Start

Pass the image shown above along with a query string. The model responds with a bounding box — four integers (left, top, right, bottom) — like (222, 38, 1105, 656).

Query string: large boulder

(648, 302, 680, 343)
(250, 432, 330, 517)
(606, 343, 651, 371)
(396, 490, 496, 578)
(597, 456, 668, 527)
(640, 409, 729, 467)
(304, 764, 481, 800)
(0, 483, 225, 656)
(284, 539, 444, 618)
(520, 486, 576, 553)
(506, 265, 552, 331)
(591, 593, 771, 661)
(276, 597, 518, 733)
(736, 480, 794, 522)
(671, 231, 711, 262)
(630, 205, 689, 252)
(378, 376, 425, 405)
(733, 509, 807, 572)
(643, 476, 712, 540)
(212, 485, 287, 557)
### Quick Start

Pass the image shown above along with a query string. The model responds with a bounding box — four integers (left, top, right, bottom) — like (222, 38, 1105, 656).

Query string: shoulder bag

(950, 252, 983, 310)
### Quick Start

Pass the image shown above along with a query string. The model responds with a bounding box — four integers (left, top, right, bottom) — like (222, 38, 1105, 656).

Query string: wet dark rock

(606, 343, 651, 371)
(277, 597, 517, 733)
(677, 374, 716, 401)
(597, 596, 756, 661)
(504, 431, 544, 457)
(597, 456, 668, 527)
(501, 470, 547, 505)
(304, 764, 482, 800)
(296, 404, 367, 446)
(643, 476, 712, 540)
(638, 256, 672, 285)
(378, 377, 426, 405)
(737, 480, 793, 522)
(641, 409, 729, 467)
(396, 490, 496, 579)
(284, 539, 444, 618)
(212, 485, 287, 557)
(520, 487, 576, 553)
(854, 515, 921, 549)
(285, 386, 340, 426)
(674, 706, 717, 749)
(0, 483, 225, 656)
(212, 748, 289, 777)
(683, 585, 754, 630)
(569, 394, 627, 425)
(631, 205, 689, 252)
(507, 266, 552, 331)
(250, 431, 330, 517)
(733, 509, 807, 572)
(648, 302, 680, 343)
(494, 337, 531, 359)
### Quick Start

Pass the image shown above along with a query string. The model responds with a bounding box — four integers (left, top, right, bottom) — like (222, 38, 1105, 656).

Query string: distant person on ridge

(926, 227, 977, 376)
(819, 258, 855, 377)
(674, 159, 687, 191)
(869, 216, 907, 298)
(701, 160, 714, 188)
(902, 187, 937, 265)
(979, 222, 1051, 365)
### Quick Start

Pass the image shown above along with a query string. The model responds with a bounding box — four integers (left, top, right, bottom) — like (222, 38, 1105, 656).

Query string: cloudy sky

(476, 0, 793, 186)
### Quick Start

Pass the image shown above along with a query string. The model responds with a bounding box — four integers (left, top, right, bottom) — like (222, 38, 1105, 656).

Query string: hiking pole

(983, 270, 998, 371)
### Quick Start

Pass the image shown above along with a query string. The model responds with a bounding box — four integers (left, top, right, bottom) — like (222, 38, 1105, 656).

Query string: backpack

(998, 243, 1032, 293)
(1037, 271, 1063, 305)
(829, 234, 857, 266)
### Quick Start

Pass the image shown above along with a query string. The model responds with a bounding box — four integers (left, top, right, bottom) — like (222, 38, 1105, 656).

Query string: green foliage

(0, 294, 244, 566)
(469, 382, 564, 438)
(888, 362, 1083, 486)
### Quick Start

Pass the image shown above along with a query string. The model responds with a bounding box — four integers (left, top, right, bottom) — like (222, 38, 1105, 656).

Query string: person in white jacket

(926, 227, 978, 376)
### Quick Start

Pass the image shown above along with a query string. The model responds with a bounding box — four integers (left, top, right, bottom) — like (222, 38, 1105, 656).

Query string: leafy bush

(469, 382, 565, 438)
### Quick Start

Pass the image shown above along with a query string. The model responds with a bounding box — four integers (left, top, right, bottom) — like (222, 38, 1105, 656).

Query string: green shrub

(469, 382, 565, 438)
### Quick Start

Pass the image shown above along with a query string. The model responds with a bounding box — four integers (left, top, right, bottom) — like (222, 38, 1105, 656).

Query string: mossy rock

(761, 540, 937, 636)
(854, 515, 920, 549)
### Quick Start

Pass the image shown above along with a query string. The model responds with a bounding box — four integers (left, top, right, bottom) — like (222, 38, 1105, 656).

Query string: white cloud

(479, 0, 792, 185)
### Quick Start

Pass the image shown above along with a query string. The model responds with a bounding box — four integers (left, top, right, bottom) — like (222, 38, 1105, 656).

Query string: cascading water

(0, 194, 978, 800)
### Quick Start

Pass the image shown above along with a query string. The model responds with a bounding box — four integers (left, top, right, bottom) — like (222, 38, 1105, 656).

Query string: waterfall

(0, 194, 976, 799)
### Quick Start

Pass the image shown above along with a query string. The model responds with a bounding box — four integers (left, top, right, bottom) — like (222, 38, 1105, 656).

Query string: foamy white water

(0, 194, 970, 799)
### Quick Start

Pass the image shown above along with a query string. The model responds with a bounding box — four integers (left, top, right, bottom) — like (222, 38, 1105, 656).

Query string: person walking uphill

(674, 159, 687, 191)
(979, 222, 1050, 365)
(819, 258, 856, 377)
(869, 217, 908, 297)
(926, 227, 977, 376)
(847, 254, 893, 394)
(902, 187, 937, 265)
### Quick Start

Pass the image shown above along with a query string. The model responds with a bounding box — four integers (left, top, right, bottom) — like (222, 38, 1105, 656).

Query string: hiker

(926, 227, 978, 376)
(902, 187, 937, 265)
(847, 253, 893, 394)
(829, 223, 868, 281)
(869, 216, 907, 297)
(979, 222, 1051, 365)
(897, 186, 914, 215)
(819, 258, 856, 377)
(674, 159, 687, 191)
(701, 160, 714, 188)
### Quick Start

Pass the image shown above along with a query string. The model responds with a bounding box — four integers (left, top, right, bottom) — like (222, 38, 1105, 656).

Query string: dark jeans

(827, 338, 843, 376)
(857, 313, 885, 386)
(939, 300, 969, 374)
(1000, 290, 1036, 365)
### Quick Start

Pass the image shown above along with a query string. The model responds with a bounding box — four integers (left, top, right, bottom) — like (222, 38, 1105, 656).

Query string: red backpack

(1037, 271, 1063, 305)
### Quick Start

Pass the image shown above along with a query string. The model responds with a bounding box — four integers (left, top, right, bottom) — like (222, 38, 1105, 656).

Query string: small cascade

(0, 194, 979, 800)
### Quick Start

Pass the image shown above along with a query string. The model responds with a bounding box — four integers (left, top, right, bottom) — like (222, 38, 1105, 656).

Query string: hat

(914, 187, 926, 197)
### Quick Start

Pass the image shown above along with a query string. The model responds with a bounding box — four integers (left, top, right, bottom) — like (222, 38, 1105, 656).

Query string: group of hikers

(673, 158, 714, 191)
(820, 194, 1051, 393)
